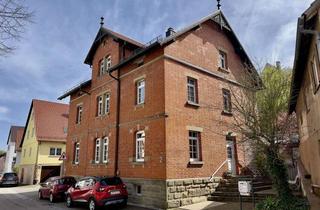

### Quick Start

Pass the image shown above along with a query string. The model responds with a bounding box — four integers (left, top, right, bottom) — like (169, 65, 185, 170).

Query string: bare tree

(0, 0, 33, 55)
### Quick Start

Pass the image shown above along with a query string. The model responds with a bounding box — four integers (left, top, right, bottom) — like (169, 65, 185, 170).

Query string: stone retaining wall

(166, 177, 221, 209)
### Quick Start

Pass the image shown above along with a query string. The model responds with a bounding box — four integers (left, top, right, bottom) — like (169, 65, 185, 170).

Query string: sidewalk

(176, 201, 254, 210)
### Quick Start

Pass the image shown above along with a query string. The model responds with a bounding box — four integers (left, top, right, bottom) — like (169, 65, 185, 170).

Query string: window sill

(135, 103, 145, 109)
(188, 161, 204, 165)
(218, 67, 230, 73)
(132, 160, 145, 165)
(95, 113, 110, 119)
(221, 110, 233, 116)
(186, 101, 200, 108)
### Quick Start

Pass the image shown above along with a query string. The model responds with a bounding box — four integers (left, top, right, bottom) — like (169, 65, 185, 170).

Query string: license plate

(110, 190, 120, 195)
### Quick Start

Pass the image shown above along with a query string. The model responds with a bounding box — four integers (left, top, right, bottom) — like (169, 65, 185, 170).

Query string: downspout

(108, 41, 123, 176)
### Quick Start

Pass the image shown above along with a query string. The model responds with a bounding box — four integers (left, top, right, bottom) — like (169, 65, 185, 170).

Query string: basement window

(135, 184, 142, 195)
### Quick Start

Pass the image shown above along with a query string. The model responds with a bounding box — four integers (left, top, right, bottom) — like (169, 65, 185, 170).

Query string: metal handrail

(209, 159, 228, 181)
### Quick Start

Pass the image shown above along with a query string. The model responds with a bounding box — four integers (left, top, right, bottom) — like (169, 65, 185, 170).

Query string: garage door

(40, 166, 61, 182)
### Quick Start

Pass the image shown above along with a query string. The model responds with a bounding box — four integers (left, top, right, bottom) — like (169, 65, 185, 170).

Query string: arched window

(102, 137, 109, 163)
(95, 138, 101, 163)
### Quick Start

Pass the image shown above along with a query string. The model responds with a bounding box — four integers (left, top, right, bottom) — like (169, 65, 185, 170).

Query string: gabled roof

(20, 99, 69, 147)
(84, 27, 144, 65)
(7, 125, 24, 145)
(289, 0, 320, 113)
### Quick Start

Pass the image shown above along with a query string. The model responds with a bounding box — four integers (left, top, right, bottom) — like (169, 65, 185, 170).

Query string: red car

(38, 176, 76, 203)
(66, 176, 128, 210)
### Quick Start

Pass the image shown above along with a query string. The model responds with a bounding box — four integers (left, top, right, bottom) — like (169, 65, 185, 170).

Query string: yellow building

(19, 99, 69, 184)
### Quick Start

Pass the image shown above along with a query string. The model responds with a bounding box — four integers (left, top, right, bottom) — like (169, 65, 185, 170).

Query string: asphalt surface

(0, 185, 151, 210)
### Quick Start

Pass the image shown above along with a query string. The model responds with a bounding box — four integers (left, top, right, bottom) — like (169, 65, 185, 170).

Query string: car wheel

(88, 198, 96, 210)
(49, 193, 55, 203)
(66, 195, 73, 208)
(38, 191, 43, 200)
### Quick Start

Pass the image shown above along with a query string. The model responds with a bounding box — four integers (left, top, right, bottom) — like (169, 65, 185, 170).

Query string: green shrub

(256, 197, 309, 210)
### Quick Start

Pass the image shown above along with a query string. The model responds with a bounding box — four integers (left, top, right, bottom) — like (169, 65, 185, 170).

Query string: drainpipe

(108, 41, 123, 176)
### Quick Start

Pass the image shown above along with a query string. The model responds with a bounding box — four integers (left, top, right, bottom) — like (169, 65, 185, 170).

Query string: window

(74, 143, 80, 164)
(102, 137, 109, 163)
(106, 55, 112, 71)
(137, 79, 145, 104)
(218, 50, 227, 69)
(76, 105, 83, 124)
(49, 148, 62, 156)
(97, 95, 103, 116)
(104, 93, 110, 114)
(189, 131, 200, 162)
(136, 131, 145, 162)
(97, 93, 110, 116)
(23, 149, 26, 157)
(311, 53, 320, 91)
(32, 128, 34, 137)
(29, 148, 32, 157)
(222, 89, 232, 113)
(99, 59, 105, 76)
(187, 77, 198, 103)
(95, 139, 101, 163)
(135, 184, 142, 195)
(27, 130, 30, 139)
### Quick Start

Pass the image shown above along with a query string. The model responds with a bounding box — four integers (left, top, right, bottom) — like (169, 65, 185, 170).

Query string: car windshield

(100, 177, 122, 186)
(63, 177, 75, 184)
(3, 173, 17, 178)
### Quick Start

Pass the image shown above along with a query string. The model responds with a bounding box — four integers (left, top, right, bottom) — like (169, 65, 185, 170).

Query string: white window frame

(104, 93, 110, 114)
(102, 137, 109, 163)
(219, 50, 227, 69)
(99, 59, 105, 76)
(135, 131, 145, 162)
(76, 105, 82, 124)
(95, 138, 101, 163)
(187, 77, 197, 103)
(97, 95, 103, 116)
(74, 143, 80, 164)
(106, 55, 111, 71)
(137, 79, 145, 105)
(189, 131, 200, 162)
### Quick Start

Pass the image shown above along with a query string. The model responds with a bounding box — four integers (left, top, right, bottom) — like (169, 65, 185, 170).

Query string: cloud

(0, 106, 8, 114)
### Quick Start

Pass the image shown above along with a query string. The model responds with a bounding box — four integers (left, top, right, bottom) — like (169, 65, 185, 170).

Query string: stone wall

(123, 178, 167, 210)
(166, 177, 221, 209)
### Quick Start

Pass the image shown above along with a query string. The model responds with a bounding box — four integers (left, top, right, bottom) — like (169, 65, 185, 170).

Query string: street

(0, 185, 254, 210)
(0, 185, 150, 210)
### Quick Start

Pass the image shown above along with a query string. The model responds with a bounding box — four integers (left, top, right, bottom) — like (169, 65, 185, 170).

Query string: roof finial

(217, 0, 221, 10)
(100, 16, 104, 27)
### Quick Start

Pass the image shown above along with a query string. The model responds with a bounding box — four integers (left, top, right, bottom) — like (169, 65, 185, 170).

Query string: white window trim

(135, 131, 145, 162)
(218, 50, 227, 69)
(102, 137, 109, 163)
(187, 77, 197, 103)
(189, 131, 200, 162)
(105, 93, 110, 114)
(74, 143, 80, 164)
(106, 55, 112, 71)
(76, 105, 83, 124)
(100, 59, 105, 76)
(95, 138, 101, 164)
(49, 148, 62, 156)
(97, 95, 103, 116)
(137, 79, 145, 105)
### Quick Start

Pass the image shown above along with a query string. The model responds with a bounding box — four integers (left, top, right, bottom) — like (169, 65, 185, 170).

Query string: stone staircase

(208, 176, 274, 202)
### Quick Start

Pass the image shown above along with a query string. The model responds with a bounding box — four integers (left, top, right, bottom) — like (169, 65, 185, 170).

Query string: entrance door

(226, 140, 237, 175)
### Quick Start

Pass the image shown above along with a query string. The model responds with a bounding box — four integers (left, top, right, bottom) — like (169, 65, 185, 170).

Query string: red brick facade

(63, 11, 253, 209)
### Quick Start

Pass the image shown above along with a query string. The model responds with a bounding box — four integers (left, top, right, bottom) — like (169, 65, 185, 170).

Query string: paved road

(0, 185, 254, 210)
(0, 185, 150, 210)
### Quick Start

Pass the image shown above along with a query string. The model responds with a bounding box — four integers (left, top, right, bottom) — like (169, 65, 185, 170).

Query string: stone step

(208, 195, 266, 202)
(210, 191, 274, 197)
(216, 185, 272, 192)
(218, 182, 272, 188)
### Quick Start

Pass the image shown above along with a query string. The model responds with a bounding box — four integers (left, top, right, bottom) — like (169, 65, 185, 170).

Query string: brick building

(59, 10, 257, 209)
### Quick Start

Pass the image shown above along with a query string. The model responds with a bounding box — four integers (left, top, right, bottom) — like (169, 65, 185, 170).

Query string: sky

(0, 0, 314, 150)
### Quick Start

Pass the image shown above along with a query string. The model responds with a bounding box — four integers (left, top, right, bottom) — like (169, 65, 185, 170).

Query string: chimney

(166, 27, 175, 37)
(276, 61, 281, 69)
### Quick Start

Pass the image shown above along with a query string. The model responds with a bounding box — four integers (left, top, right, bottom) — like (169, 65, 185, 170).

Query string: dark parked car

(38, 176, 76, 203)
(0, 172, 19, 186)
(66, 176, 128, 210)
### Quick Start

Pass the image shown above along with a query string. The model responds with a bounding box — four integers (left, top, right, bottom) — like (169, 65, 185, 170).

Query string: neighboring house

(0, 153, 5, 173)
(289, 0, 320, 198)
(4, 126, 24, 173)
(59, 10, 258, 209)
(19, 99, 69, 185)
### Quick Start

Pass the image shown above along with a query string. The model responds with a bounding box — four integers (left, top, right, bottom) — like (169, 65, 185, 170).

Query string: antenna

(100, 16, 104, 27)
(217, 0, 221, 10)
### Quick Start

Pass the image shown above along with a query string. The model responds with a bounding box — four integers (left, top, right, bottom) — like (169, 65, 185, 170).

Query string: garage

(40, 166, 61, 182)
